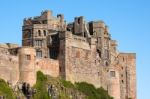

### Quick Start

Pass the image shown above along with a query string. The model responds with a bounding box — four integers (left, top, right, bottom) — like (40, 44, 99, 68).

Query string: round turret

(18, 47, 36, 86)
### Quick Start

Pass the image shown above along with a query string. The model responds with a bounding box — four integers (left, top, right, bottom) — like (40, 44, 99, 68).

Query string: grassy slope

(33, 71, 50, 99)
(34, 71, 113, 99)
(0, 71, 113, 99)
(61, 80, 113, 99)
(0, 79, 15, 99)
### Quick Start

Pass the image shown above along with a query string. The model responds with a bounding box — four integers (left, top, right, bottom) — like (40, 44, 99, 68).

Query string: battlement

(0, 43, 19, 49)
(23, 10, 65, 31)
(90, 20, 106, 28)
(119, 53, 136, 59)
(24, 10, 52, 21)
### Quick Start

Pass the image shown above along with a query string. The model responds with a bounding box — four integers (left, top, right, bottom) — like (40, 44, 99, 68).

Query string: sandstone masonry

(0, 10, 136, 99)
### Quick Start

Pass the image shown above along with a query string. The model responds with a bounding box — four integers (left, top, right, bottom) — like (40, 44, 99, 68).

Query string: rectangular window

(49, 48, 58, 59)
(110, 71, 115, 77)
(26, 55, 31, 60)
(36, 51, 42, 58)
(35, 40, 42, 46)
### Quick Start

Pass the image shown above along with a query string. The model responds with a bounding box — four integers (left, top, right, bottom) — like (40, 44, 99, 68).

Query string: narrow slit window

(43, 30, 47, 36)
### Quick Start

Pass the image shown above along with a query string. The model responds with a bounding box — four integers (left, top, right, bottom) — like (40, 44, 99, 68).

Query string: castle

(0, 10, 136, 99)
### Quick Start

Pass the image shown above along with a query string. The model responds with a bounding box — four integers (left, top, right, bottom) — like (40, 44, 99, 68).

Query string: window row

(37, 30, 47, 36)
(34, 40, 43, 46)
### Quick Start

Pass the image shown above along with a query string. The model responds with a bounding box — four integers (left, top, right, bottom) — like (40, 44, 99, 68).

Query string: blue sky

(0, 0, 149, 99)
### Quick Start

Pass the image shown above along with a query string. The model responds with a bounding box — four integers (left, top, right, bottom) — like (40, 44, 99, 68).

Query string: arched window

(97, 49, 101, 58)
(38, 30, 41, 36)
(43, 30, 46, 36)
(105, 61, 109, 66)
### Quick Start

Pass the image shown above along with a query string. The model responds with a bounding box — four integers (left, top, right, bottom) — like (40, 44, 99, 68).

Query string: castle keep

(0, 10, 136, 99)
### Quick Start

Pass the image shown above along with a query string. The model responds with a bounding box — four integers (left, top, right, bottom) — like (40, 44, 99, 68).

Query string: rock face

(0, 10, 136, 99)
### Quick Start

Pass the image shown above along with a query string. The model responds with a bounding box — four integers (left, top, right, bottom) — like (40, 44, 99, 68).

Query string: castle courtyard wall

(0, 53, 19, 85)
(36, 58, 59, 77)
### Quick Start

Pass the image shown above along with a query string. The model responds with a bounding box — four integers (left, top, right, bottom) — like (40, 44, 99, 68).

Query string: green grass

(33, 71, 50, 99)
(60, 79, 75, 88)
(61, 80, 113, 99)
(0, 71, 113, 99)
(75, 82, 113, 99)
(0, 79, 15, 99)
(59, 92, 70, 99)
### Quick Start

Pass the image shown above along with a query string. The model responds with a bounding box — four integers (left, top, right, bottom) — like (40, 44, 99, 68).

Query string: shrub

(33, 71, 113, 99)
(75, 82, 113, 99)
(0, 79, 15, 99)
(59, 92, 70, 99)
(97, 87, 113, 99)
(33, 71, 49, 99)
(61, 79, 74, 88)
(36, 71, 47, 81)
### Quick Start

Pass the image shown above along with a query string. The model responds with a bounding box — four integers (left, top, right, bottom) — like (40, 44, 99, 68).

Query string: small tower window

(110, 71, 115, 77)
(59, 66, 62, 72)
(122, 80, 124, 84)
(121, 74, 123, 77)
(77, 18, 80, 24)
(105, 61, 109, 66)
(123, 57, 125, 62)
(97, 49, 101, 58)
(43, 30, 47, 36)
(38, 30, 41, 36)
(26, 55, 31, 60)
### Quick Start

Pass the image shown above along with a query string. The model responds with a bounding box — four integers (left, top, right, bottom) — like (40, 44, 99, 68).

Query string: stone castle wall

(59, 31, 101, 87)
(35, 58, 59, 77)
(0, 46, 19, 86)
(0, 46, 59, 86)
